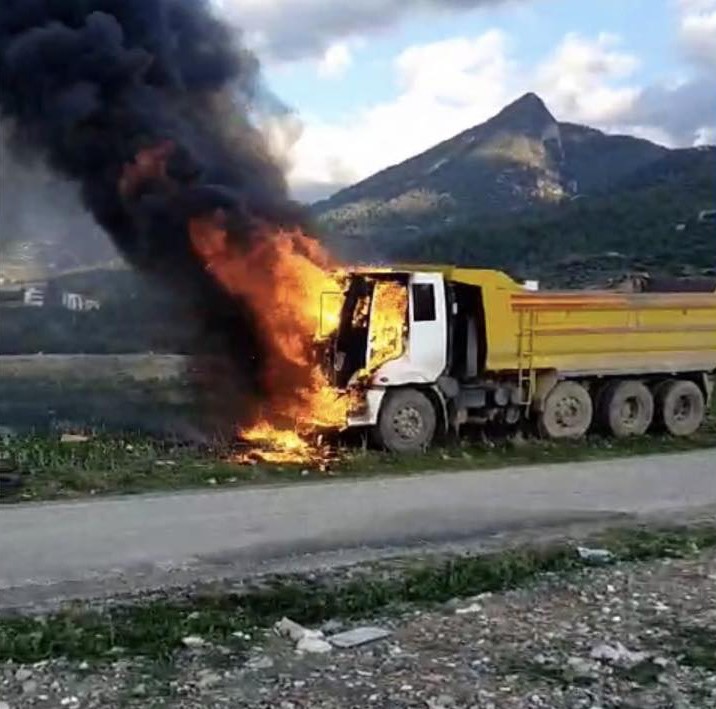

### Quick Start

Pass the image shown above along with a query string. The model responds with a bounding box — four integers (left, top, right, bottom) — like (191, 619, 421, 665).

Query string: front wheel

(375, 389, 437, 454)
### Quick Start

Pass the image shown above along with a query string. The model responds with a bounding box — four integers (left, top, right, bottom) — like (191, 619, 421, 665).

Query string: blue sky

(218, 0, 716, 199)
(269, 0, 676, 117)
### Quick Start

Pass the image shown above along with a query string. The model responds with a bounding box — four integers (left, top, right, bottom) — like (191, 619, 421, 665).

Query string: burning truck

(2, 2, 716, 463)
(304, 266, 716, 455)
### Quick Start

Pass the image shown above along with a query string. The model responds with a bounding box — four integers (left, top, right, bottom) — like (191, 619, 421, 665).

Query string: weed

(1, 525, 714, 665)
(2, 425, 716, 504)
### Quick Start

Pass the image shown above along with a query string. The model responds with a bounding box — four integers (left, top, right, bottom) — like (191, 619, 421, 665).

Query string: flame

(119, 146, 355, 465)
(239, 422, 314, 465)
(366, 281, 408, 373)
(189, 212, 350, 463)
(120, 147, 411, 466)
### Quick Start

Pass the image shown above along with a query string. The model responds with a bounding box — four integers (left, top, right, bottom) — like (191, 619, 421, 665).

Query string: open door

(406, 272, 448, 382)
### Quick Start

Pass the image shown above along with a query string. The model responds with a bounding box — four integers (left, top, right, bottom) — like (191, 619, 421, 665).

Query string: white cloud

(696, 125, 716, 145)
(621, 77, 716, 146)
(317, 43, 353, 79)
(216, 0, 523, 61)
(535, 33, 640, 125)
(598, 0, 716, 149)
(279, 7, 715, 200)
(287, 30, 651, 198)
(288, 31, 515, 195)
(678, 0, 716, 68)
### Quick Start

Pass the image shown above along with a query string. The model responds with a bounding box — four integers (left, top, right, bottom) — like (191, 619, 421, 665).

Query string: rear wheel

(538, 381, 593, 440)
(375, 389, 437, 453)
(600, 380, 654, 438)
(655, 380, 705, 437)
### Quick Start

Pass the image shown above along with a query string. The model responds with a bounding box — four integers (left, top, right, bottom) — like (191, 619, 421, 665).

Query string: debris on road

(577, 545, 615, 565)
(295, 635, 333, 654)
(59, 434, 91, 445)
(328, 626, 392, 649)
(180, 636, 207, 649)
(275, 617, 315, 643)
(590, 641, 650, 667)
(276, 617, 333, 654)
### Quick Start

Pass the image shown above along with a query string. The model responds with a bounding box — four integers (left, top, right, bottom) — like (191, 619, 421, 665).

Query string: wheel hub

(392, 406, 423, 441)
(619, 397, 640, 426)
(555, 396, 583, 428)
(673, 395, 692, 422)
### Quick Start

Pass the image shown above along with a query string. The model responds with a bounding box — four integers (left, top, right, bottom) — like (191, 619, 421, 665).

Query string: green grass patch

(1, 525, 715, 665)
(672, 626, 716, 672)
(2, 422, 716, 503)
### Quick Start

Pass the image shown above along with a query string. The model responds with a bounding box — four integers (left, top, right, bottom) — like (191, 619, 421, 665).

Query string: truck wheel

(538, 381, 593, 440)
(376, 389, 437, 454)
(601, 381, 654, 438)
(655, 380, 705, 437)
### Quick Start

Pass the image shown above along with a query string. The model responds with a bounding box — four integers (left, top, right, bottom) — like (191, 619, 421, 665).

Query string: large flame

(120, 146, 409, 466)
(189, 212, 350, 462)
(366, 281, 408, 373)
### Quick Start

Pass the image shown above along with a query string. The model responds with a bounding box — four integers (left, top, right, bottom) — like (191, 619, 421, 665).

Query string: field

(1, 354, 716, 503)
(0, 354, 188, 381)
(0, 354, 197, 437)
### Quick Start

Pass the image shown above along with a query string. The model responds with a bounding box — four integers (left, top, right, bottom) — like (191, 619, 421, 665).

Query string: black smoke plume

(0, 0, 307, 408)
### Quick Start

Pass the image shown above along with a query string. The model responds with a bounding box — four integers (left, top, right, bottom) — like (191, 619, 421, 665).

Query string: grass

(671, 626, 716, 672)
(1, 525, 715, 665)
(2, 420, 716, 503)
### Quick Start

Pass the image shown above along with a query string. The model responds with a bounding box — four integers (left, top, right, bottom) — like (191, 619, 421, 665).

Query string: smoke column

(0, 0, 313, 410)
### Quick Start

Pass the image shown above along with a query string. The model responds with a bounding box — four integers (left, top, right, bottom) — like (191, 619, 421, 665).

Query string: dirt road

(1, 450, 714, 609)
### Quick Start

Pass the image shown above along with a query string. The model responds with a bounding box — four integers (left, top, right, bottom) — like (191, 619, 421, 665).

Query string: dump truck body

(326, 267, 716, 452)
(447, 267, 716, 378)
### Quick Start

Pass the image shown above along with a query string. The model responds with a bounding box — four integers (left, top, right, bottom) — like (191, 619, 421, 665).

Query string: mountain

(386, 144, 716, 287)
(313, 93, 680, 254)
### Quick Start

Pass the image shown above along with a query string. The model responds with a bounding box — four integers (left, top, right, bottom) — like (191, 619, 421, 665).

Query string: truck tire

(375, 389, 437, 454)
(600, 381, 654, 438)
(655, 380, 705, 437)
(538, 381, 593, 440)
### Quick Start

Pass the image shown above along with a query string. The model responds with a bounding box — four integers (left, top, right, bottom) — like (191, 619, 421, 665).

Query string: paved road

(1, 451, 714, 609)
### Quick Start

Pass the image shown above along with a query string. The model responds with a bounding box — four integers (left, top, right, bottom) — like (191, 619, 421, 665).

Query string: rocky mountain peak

(486, 93, 558, 138)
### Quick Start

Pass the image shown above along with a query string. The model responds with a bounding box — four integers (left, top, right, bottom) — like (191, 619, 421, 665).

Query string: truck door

(405, 272, 448, 382)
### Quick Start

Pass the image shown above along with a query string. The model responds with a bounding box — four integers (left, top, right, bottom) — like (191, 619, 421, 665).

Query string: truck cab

(326, 270, 455, 452)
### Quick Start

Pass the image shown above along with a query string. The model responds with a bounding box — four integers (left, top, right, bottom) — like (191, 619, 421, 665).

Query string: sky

(221, 0, 716, 201)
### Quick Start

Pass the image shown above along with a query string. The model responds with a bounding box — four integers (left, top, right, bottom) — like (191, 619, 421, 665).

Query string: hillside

(313, 93, 715, 283)
(386, 146, 716, 287)
(314, 93, 672, 250)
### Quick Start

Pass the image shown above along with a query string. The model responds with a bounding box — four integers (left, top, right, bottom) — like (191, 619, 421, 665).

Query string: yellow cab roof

(352, 264, 521, 291)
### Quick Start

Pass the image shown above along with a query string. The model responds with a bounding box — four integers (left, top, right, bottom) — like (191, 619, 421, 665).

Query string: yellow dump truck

(325, 266, 716, 452)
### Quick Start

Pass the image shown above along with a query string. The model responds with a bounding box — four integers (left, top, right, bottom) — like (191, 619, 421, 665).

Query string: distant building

(0, 282, 101, 312)
(61, 292, 102, 312)
(23, 285, 46, 307)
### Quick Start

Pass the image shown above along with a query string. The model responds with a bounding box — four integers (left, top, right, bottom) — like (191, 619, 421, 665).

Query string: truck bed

(492, 290, 716, 377)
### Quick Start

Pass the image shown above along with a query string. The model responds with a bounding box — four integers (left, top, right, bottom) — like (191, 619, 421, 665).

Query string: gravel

(2, 550, 716, 708)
